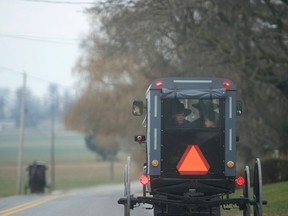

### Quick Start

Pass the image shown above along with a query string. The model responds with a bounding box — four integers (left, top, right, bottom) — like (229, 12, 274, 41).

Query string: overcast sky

(0, 0, 93, 96)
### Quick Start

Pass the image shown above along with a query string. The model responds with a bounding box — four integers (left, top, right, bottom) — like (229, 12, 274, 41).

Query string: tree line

(0, 84, 74, 129)
(64, 0, 288, 166)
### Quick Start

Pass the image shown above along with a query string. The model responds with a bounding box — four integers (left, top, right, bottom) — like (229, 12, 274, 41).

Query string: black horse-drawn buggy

(25, 161, 47, 194)
(118, 77, 266, 216)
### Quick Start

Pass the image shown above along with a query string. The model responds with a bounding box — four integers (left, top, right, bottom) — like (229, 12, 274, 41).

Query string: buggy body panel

(145, 77, 237, 195)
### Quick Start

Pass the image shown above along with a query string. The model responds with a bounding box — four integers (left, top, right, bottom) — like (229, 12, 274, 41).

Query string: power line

(0, 33, 81, 45)
(0, 33, 79, 42)
(0, 66, 74, 89)
(15, 0, 98, 5)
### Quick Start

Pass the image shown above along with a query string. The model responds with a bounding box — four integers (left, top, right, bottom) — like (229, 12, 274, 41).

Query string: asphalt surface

(0, 183, 153, 216)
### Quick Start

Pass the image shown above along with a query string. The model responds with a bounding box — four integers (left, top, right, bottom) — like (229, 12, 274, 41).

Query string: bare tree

(66, 0, 288, 164)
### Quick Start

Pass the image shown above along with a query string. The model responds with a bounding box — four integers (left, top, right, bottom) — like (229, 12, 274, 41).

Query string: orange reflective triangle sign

(176, 145, 210, 175)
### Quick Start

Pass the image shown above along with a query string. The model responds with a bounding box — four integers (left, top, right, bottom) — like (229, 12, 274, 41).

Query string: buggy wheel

(124, 156, 131, 216)
(253, 158, 263, 216)
(243, 166, 251, 216)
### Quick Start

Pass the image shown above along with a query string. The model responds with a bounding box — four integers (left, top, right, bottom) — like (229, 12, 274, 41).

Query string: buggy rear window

(162, 98, 221, 129)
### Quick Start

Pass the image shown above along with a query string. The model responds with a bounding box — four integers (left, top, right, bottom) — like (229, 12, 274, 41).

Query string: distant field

(0, 129, 133, 197)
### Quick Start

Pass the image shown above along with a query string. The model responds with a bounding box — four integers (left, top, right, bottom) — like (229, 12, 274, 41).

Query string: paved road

(0, 183, 153, 216)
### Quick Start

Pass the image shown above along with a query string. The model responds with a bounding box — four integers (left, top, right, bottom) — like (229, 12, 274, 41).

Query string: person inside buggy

(166, 99, 220, 129)
(171, 102, 193, 127)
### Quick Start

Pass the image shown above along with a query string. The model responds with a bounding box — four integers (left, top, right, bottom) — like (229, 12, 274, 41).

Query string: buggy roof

(147, 77, 236, 99)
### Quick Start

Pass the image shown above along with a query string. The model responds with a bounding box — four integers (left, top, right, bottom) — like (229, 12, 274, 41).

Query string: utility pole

(48, 84, 57, 192)
(50, 102, 55, 192)
(16, 72, 27, 194)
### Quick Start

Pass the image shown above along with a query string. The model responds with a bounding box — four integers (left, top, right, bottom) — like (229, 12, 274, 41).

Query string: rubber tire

(243, 166, 251, 216)
(253, 158, 263, 216)
(124, 156, 131, 216)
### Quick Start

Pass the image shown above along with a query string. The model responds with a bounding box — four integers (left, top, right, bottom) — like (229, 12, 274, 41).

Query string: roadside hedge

(262, 158, 288, 184)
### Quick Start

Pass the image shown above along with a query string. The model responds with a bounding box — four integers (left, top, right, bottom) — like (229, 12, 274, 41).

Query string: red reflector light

(235, 176, 245, 186)
(155, 81, 163, 87)
(223, 81, 231, 87)
(134, 135, 146, 143)
(140, 175, 149, 185)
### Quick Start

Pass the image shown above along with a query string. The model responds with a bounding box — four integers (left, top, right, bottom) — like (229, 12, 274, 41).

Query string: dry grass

(53, 161, 127, 190)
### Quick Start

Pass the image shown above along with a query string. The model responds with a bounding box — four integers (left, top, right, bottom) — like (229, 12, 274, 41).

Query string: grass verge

(222, 181, 288, 216)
